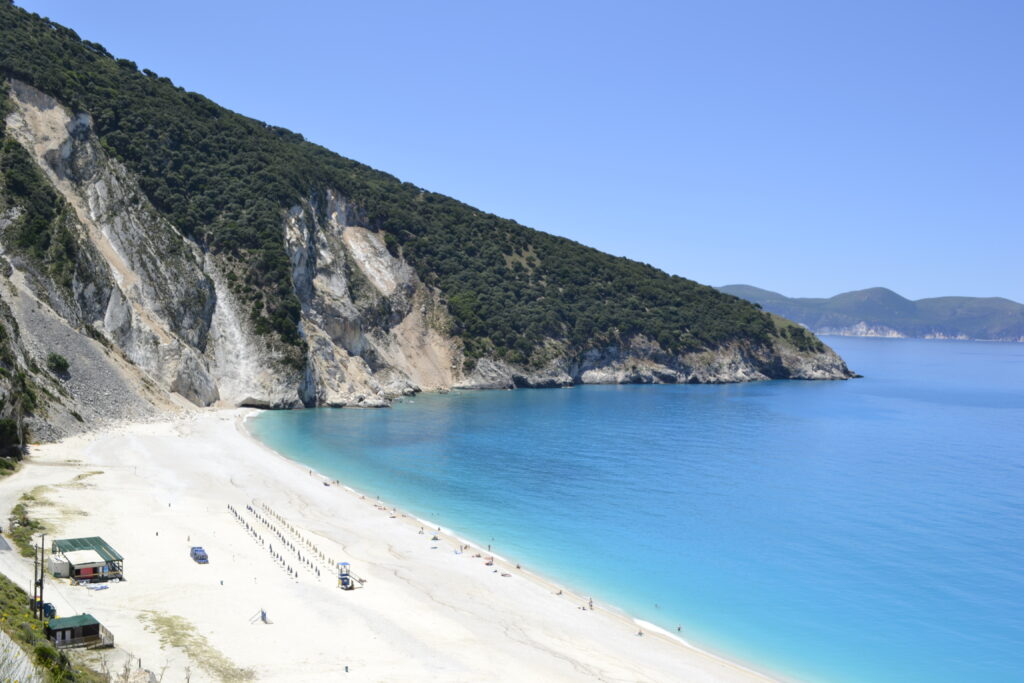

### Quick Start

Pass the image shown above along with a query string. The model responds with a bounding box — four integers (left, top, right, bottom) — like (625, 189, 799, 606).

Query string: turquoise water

(248, 338, 1024, 682)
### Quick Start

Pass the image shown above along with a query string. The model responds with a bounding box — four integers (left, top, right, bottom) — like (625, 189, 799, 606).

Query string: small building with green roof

(50, 537, 124, 582)
(45, 613, 114, 649)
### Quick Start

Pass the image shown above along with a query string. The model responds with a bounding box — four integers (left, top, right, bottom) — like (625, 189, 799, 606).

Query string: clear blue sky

(16, 1, 1024, 301)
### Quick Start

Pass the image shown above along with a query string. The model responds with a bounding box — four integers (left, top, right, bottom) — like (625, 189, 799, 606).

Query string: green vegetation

(0, 331, 38, 459)
(67, 470, 102, 485)
(46, 353, 69, 376)
(138, 610, 254, 681)
(0, 74, 76, 431)
(0, 570, 103, 681)
(771, 315, 825, 353)
(0, 3, 808, 366)
(0, 131, 79, 291)
(0, 316, 27, 460)
(0, 417, 18, 454)
(8, 500, 46, 556)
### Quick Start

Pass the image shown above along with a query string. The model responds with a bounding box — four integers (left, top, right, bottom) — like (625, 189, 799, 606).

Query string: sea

(247, 337, 1024, 682)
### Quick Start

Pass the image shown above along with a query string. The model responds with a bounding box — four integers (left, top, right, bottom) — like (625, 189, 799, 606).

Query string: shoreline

(0, 408, 776, 681)
(236, 408, 777, 681)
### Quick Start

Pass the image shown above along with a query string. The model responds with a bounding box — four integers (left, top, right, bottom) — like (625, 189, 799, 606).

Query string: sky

(15, 1, 1024, 301)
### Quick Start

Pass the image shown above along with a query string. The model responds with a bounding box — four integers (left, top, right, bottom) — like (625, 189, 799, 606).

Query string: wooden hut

(45, 614, 114, 649)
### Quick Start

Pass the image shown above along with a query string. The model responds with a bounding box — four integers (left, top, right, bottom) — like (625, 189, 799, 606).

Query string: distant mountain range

(717, 286, 1024, 342)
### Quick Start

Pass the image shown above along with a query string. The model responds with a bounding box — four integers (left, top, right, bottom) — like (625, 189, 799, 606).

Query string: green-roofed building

(45, 613, 114, 649)
(50, 537, 124, 582)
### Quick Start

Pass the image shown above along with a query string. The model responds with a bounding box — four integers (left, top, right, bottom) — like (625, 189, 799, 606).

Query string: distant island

(718, 285, 1024, 342)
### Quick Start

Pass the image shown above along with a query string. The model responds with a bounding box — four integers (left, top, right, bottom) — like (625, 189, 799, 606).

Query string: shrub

(0, 417, 18, 448)
(46, 352, 69, 375)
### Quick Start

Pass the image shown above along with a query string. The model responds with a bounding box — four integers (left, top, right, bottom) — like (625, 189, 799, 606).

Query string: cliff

(0, 5, 853, 445)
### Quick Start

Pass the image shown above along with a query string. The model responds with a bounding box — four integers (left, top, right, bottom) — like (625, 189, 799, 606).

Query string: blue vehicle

(190, 547, 208, 564)
(30, 599, 56, 618)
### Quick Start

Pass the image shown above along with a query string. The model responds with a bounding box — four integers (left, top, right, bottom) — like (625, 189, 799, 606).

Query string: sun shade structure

(52, 537, 123, 562)
(51, 537, 124, 581)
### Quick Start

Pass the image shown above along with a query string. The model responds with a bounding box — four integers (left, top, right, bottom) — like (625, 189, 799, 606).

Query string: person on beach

(589, 598, 593, 610)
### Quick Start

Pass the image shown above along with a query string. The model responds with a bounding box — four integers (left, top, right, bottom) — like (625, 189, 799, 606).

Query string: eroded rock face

(4, 80, 221, 405)
(0, 80, 853, 440)
(2, 81, 464, 421)
(2, 80, 306, 419)
(285, 191, 458, 406)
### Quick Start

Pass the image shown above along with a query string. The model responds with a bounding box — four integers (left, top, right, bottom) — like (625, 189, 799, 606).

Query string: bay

(248, 337, 1024, 682)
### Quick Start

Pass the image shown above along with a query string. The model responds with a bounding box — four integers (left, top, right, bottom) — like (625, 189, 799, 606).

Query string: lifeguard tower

(337, 562, 365, 590)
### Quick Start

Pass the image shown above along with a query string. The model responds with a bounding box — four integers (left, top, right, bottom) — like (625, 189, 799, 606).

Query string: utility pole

(31, 541, 37, 611)
(32, 533, 45, 620)
(38, 533, 45, 620)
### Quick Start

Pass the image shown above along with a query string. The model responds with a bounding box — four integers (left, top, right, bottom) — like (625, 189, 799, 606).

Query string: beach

(0, 409, 771, 682)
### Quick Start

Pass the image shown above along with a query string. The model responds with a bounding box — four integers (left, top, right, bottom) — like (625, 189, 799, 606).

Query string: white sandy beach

(0, 409, 772, 682)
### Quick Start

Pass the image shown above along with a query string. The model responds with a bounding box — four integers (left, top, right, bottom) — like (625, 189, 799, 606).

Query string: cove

(248, 337, 1024, 682)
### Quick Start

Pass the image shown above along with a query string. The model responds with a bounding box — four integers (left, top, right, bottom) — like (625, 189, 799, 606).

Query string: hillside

(0, 2, 851, 448)
(719, 285, 1024, 341)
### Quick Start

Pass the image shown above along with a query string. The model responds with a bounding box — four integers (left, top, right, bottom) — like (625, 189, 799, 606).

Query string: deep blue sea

(248, 337, 1024, 682)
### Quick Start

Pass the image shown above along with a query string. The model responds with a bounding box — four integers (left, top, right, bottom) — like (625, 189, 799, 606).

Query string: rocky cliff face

(0, 80, 852, 441)
(454, 332, 850, 388)
(283, 191, 460, 406)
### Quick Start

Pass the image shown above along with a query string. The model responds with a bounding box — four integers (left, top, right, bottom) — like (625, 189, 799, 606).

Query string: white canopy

(62, 549, 106, 568)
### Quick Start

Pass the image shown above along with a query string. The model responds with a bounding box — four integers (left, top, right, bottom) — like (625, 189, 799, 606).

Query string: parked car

(29, 598, 56, 618)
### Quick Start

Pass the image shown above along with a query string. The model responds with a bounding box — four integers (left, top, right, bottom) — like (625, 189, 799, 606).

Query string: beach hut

(51, 537, 124, 582)
(45, 613, 114, 649)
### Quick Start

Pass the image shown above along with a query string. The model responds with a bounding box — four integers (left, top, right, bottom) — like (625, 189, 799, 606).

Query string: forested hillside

(0, 1, 798, 367)
(719, 285, 1024, 341)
